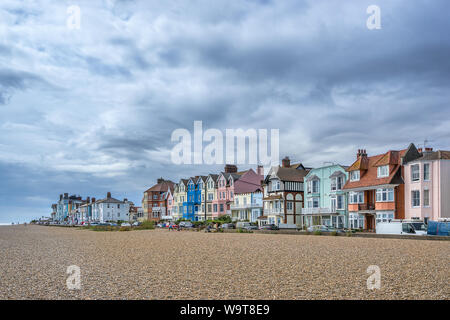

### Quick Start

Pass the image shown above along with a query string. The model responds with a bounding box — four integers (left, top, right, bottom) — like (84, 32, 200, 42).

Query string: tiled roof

(418, 150, 450, 161)
(275, 166, 308, 182)
(343, 150, 406, 190)
(95, 197, 124, 204)
(145, 180, 175, 193)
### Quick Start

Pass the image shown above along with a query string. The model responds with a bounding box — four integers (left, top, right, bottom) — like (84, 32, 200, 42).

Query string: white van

(376, 220, 427, 236)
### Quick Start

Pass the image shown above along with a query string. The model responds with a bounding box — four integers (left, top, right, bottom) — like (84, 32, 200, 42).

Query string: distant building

(92, 192, 131, 223)
(142, 178, 175, 222)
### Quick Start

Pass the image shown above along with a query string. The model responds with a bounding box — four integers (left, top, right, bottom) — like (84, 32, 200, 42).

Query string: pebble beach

(0, 225, 448, 300)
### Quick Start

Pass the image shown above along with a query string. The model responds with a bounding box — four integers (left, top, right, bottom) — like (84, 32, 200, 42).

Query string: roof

(343, 149, 407, 190)
(417, 150, 450, 161)
(145, 180, 175, 193)
(274, 166, 309, 182)
(95, 197, 124, 204)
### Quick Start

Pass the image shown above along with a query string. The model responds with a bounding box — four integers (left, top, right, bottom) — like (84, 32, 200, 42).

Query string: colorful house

(195, 176, 208, 221)
(302, 164, 349, 228)
(231, 167, 264, 223)
(403, 146, 450, 222)
(92, 192, 131, 223)
(262, 157, 309, 226)
(206, 174, 218, 219)
(183, 177, 198, 221)
(342, 146, 419, 231)
(212, 165, 241, 218)
(173, 179, 188, 221)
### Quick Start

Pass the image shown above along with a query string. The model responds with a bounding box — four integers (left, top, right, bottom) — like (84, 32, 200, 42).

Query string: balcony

(302, 207, 333, 215)
(230, 203, 263, 210)
(358, 204, 375, 211)
(264, 208, 284, 215)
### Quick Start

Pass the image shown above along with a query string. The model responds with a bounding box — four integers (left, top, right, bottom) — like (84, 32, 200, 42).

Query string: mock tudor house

(403, 146, 450, 222)
(262, 157, 310, 226)
(343, 145, 421, 231)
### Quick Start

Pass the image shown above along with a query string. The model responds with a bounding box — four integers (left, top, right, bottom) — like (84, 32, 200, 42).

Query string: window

(376, 188, 394, 202)
(350, 170, 360, 181)
(423, 189, 430, 207)
(208, 204, 212, 212)
(287, 202, 293, 210)
(312, 180, 319, 193)
(220, 204, 224, 212)
(208, 193, 213, 201)
(411, 190, 420, 207)
(376, 212, 394, 223)
(337, 195, 344, 209)
(235, 198, 239, 205)
(153, 195, 158, 200)
(117, 204, 120, 208)
(272, 180, 280, 191)
(411, 164, 420, 181)
(377, 165, 389, 178)
(423, 163, 430, 181)
(230, 191, 233, 199)
(349, 192, 364, 204)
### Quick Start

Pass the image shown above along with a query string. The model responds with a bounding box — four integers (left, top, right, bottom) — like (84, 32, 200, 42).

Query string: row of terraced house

(141, 143, 450, 231)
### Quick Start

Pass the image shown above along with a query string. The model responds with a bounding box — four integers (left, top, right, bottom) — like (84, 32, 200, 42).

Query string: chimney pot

(281, 156, 291, 168)
(224, 164, 238, 173)
(107, 192, 111, 198)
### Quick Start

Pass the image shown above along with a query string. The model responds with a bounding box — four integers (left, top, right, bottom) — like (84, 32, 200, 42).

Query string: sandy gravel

(0, 225, 448, 300)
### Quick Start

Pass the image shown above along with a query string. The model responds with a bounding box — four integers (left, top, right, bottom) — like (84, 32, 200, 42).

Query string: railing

(230, 203, 263, 210)
(264, 208, 284, 215)
(358, 204, 375, 211)
(302, 207, 333, 214)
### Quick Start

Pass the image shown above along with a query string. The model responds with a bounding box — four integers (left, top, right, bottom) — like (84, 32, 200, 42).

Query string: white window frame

(423, 163, 430, 181)
(376, 188, 394, 202)
(423, 188, 430, 207)
(411, 190, 420, 208)
(350, 170, 360, 182)
(377, 165, 389, 178)
(411, 164, 420, 182)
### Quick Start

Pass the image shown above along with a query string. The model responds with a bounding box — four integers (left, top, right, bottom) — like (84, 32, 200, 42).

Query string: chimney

(357, 149, 368, 158)
(107, 192, 111, 199)
(157, 177, 164, 184)
(91, 197, 96, 203)
(282, 156, 290, 168)
(417, 148, 423, 153)
(224, 164, 238, 173)
(86, 197, 90, 203)
(257, 165, 264, 176)
(64, 193, 68, 199)
(424, 147, 433, 154)
(59, 194, 63, 201)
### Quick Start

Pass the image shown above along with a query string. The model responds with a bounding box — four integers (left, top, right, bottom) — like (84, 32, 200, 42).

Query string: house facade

(302, 164, 349, 228)
(212, 165, 240, 218)
(263, 157, 309, 226)
(206, 174, 218, 220)
(173, 179, 188, 221)
(92, 192, 130, 223)
(142, 178, 175, 222)
(195, 176, 208, 221)
(403, 147, 450, 221)
(231, 167, 264, 223)
(343, 146, 419, 231)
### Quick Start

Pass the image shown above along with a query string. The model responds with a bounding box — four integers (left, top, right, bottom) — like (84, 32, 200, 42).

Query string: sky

(0, 0, 449, 223)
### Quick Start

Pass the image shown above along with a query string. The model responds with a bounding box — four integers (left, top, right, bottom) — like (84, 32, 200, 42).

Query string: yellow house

(173, 179, 188, 220)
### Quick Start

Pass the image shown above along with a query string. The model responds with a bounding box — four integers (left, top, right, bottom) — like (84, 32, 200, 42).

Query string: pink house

(403, 146, 450, 222)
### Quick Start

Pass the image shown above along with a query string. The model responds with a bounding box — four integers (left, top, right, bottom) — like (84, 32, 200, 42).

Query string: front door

(366, 215, 375, 232)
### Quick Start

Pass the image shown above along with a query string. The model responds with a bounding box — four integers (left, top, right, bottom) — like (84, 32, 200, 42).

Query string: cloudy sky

(1, 0, 449, 223)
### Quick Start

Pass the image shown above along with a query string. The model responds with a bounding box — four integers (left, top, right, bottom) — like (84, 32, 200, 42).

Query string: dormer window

(377, 165, 389, 178)
(350, 170, 360, 181)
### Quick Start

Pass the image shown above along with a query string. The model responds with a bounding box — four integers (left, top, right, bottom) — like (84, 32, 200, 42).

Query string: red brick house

(343, 145, 418, 231)
(142, 178, 175, 222)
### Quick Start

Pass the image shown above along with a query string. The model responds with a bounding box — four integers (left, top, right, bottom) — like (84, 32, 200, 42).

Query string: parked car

(132, 221, 142, 226)
(243, 225, 258, 231)
(307, 225, 332, 232)
(220, 223, 235, 229)
(121, 222, 131, 227)
(179, 221, 194, 228)
(376, 220, 427, 235)
(89, 222, 100, 226)
(259, 224, 279, 230)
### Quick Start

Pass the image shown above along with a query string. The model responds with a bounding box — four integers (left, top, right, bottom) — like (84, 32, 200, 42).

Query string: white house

(92, 192, 131, 223)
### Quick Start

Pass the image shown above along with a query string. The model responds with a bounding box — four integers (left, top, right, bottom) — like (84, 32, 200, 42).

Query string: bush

(346, 231, 353, 237)
(139, 220, 155, 230)
(119, 226, 131, 232)
(331, 231, 338, 236)
(313, 230, 322, 236)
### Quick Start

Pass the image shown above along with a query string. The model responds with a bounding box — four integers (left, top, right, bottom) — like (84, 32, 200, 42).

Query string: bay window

(411, 164, 420, 182)
(349, 192, 364, 204)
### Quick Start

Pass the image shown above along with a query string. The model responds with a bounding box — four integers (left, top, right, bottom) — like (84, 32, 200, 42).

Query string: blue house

(183, 178, 200, 221)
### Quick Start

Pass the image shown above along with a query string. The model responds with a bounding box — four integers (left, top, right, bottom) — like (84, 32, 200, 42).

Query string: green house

(302, 164, 349, 228)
